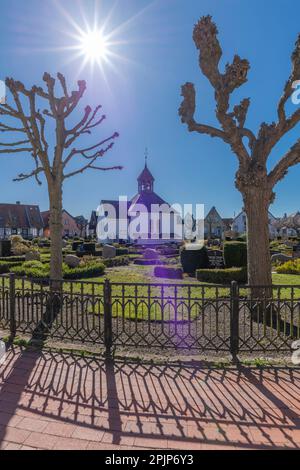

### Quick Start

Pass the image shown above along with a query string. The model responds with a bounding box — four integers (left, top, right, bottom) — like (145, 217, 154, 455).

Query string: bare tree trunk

(49, 180, 63, 282)
(244, 189, 272, 287)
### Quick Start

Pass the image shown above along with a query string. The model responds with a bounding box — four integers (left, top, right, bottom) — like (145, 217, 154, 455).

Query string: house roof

(205, 206, 223, 221)
(232, 210, 278, 223)
(41, 209, 78, 228)
(0, 203, 44, 229)
(89, 210, 97, 228)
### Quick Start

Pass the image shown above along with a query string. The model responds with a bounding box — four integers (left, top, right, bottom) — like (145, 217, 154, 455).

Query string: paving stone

(0, 347, 300, 451)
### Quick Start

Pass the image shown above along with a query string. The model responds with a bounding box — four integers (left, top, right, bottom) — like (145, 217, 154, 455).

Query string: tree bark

(244, 189, 272, 288)
(49, 180, 63, 282)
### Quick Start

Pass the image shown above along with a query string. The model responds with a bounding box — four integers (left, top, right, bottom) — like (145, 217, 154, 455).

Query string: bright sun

(79, 29, 109, 63)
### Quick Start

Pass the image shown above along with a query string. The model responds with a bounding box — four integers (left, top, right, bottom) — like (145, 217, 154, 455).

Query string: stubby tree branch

(179, 82, 227, 140)
(180, 15, 300, 288)
(0, 72, 120, 184)
(179, 15, 300, 193)
(268, 139, 300, 186)
(179, 16, 252, 168)
(0, 72, 120, 280)
(257, 34, 300, 159)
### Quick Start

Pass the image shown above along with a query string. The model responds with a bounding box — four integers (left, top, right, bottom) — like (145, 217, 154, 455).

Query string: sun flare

(79, 29, 109, 63)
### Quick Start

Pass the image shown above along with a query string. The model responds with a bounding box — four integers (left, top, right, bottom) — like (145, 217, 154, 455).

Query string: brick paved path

(0, 347, 299, 450)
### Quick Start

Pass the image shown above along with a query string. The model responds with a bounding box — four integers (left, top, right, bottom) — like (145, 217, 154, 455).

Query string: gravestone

(65, 254, 81, 268)
(271, 253, 292, 264)
(103, 244, 117, 259)
(143, 248, 159, 260)
(0, 240, 11, 257)
(293, 244, 300, 258)
(208, 249, 224, 268)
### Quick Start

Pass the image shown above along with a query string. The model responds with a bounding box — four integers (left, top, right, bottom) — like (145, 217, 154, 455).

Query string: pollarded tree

(0, 73, 120, 280)
(179, 16, 300, 287)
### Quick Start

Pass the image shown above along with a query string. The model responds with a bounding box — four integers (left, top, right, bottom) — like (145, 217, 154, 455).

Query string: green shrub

(63, 262, 105, 279)
(180, 245, 209, 273)
(10, 260, 105, 280)
(0, 260, 24, 273)
(11, 261, 50, 279)
(0, 256, 25, 262)
(116, 247, 129, 256)
(134, 259, 163, 266)
(236, 233, 247, 242)
(11, 243, 31, 255)
(40, 253, 51, 262)
(103, 257, 130, 268)
(38, 239, 51, 248)
(223, 241, 247, 268)
(276, 259, 300, 274)
(22, 260, 44, 269)
(196, 267, 247, 284)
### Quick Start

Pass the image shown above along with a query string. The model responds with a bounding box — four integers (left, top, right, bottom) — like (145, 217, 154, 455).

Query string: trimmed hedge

(63, 262, 105, 279)
(196, 267, 247, 284)
(154, 266, 183, 279)
(116, 247, 129, 256)
(0, 260, 24, 273)
(180, 246, 209, 273)
(134, 259, 163, 266)
(10, 260, 106, 280)
(10, 261, 49, 279)
(223, 241, 247, 268)
(0, 256, 25, 262)
(103, 257, 130, 268)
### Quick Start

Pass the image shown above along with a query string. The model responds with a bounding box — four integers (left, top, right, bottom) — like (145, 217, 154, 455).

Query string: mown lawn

(79, 266, 300, 300)
(3, 265, 300, 301)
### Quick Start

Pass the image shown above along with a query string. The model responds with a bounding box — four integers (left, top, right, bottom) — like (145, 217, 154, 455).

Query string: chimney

(16, 201, 21, 205)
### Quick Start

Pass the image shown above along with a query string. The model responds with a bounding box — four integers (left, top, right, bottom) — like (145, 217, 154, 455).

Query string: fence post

(104, 279, 112, 355)
(230, 280, 239, 360)
(9, 273, 16, 338)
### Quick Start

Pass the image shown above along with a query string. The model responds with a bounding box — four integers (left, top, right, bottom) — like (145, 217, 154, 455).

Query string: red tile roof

(0, 203, 44, 229)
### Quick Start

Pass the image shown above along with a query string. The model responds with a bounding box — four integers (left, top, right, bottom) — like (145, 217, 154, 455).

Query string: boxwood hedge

(196, 267, 247, 284)
(223, 241, 247, 268)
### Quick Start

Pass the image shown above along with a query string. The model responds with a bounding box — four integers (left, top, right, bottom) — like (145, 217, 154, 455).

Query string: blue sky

(0, 0, 299, 219)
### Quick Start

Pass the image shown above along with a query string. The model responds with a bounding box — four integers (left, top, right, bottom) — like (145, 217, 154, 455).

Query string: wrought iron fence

(0, 273, 299, 355)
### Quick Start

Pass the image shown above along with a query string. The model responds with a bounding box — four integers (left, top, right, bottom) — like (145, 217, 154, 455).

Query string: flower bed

(276, 258, 300, 275)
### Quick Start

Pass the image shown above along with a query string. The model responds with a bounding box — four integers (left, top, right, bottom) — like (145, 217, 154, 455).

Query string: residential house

(42, 210, 80, 238)
(273, 212, 300, 237)
(204, 207, 225, 239)
(232, 210, 278, 238)
(88, 210, 98, 238)
(0, 202, 44, 239)
(74, 215, 89, 238)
